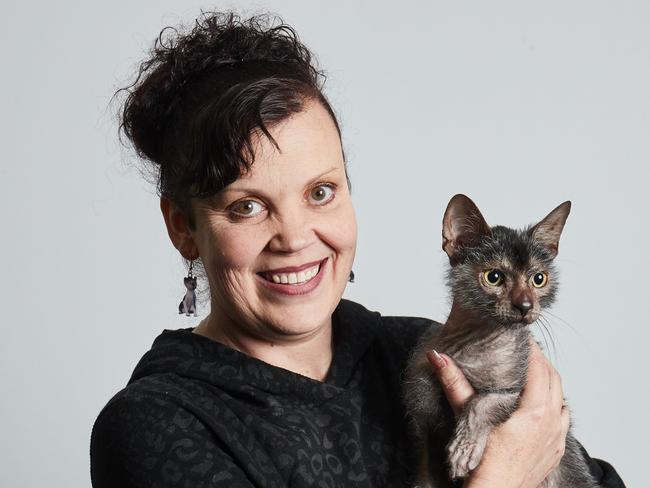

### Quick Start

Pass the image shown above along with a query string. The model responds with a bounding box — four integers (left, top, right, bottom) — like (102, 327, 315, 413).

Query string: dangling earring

(178, 259, 198, 317)
(348, 270, 355, 283)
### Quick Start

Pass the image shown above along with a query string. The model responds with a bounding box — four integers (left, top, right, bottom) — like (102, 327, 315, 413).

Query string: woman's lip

(259, 258, 326, 275)
(255, 258, 327, 296)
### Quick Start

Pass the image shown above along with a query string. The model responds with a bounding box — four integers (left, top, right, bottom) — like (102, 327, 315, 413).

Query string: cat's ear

(529, 201, 571, 258)
(442, 194, 491, 263)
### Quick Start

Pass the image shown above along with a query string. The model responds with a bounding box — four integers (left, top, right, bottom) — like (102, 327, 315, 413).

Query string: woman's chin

(259, 300, 335, 338)
(246, 257, 349, 337)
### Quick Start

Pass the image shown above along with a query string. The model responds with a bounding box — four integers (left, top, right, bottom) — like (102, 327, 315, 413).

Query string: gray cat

(403, 194, 597, 488)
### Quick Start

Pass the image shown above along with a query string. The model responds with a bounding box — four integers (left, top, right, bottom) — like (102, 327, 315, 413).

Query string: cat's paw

(447, 428, 489, 479)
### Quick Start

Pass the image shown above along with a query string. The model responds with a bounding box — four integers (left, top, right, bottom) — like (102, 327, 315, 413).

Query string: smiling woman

(163, 100, 357, 380)
(89, 10, 625, 488)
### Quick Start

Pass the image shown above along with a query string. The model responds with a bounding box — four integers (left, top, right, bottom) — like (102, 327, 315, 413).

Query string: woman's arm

(90, 394, 256, 488)
(429, 340, 625, 488)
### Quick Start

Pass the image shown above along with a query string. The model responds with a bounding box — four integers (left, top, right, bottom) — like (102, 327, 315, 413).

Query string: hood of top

(127, 299, 381, 400)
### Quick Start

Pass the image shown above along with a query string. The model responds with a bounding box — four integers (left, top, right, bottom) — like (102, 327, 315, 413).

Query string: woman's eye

(483, 269, 504, 286)
(308, 184, 335, 205)
(229, 200, 264, 217)
(531, 272, 548, 288)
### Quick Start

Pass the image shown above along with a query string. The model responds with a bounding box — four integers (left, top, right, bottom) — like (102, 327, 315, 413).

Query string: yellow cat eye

(483, 269, 504, 286)
(531, 272, 548, 288)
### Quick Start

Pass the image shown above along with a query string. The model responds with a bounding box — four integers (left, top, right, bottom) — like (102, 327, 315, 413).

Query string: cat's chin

(502, 319, 533, 330)
(509, 322, 530, 329)
(500, 313, 538, 328)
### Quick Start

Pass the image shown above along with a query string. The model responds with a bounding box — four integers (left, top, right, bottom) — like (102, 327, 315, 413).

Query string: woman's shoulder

(93, 369, 187, 421)
(336, 298, 441, 354)
(89, 384, 253, 487)
(90, 377, 185, 454)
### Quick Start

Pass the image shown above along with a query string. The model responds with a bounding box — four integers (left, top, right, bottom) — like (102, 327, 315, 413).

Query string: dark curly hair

(117, 10, 347, 231)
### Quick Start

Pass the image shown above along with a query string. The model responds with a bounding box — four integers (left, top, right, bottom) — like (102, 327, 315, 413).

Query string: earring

(178, 259, 198, 316)
(348, 270, 355, 283)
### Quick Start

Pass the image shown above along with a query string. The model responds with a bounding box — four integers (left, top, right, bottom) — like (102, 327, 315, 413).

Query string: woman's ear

(160, 197, 199, 260)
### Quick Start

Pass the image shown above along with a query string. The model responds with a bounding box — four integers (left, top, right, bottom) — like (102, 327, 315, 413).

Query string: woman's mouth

(261, 262, 322, 285)
(255, 258, 327, 295)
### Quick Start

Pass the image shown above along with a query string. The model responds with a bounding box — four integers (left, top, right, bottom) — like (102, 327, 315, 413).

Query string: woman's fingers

(547, 406, 571, 477)
(525, 339, 565, 412)
(519, 339, 552, 410)
(561, 405, 570, 436)
(547, 356, 565, 412)
(426, 350, 475, 416)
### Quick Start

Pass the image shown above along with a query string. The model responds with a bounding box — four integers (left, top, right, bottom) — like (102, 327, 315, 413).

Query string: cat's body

(403, 195, 597, 488)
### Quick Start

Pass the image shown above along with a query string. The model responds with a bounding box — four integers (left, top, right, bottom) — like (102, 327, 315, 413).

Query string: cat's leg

(447, 391, 519, 479)
(413, 436, 433, 488)
(403, 363, 447, 488)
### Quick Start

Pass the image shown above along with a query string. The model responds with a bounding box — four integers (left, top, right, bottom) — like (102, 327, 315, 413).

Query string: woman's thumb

(426, 350, 475, 416)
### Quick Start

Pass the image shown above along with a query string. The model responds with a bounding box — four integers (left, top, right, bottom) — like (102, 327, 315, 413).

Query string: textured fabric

(90, 299, 625, 487)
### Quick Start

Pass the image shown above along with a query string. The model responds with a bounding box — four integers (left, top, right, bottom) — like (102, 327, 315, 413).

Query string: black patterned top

(90, 299, 625, 487)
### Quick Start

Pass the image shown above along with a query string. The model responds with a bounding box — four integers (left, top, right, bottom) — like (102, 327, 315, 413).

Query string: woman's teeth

(265, 264, 320, 285)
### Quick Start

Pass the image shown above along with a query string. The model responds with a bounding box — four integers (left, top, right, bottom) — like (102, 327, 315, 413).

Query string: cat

(178, 276, 198, 316)
(403, 194, 597, 488)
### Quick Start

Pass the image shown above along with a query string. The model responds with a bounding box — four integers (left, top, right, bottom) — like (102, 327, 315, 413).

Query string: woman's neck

(192, 313, 334, 382)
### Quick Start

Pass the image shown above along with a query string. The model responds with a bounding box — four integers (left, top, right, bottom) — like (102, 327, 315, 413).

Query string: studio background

(1, 1, 645, 486)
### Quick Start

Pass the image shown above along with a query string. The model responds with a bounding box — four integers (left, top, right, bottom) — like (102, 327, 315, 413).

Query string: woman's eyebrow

(226, 166, 342, 193)
(306, 166, 342, 183)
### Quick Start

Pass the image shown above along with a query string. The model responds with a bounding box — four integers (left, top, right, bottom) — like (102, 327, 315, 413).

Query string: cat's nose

(514, 301, 533, 316)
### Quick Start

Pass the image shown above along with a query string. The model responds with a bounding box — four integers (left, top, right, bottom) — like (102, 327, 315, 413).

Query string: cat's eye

(531, 272, 548, 288)
(483, 269, 504, 286)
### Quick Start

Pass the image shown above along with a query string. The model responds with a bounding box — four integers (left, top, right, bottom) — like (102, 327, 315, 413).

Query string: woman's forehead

(228, 101, 345, 190)
(227, 159, 344, 193)
(257, 101, 341, 161)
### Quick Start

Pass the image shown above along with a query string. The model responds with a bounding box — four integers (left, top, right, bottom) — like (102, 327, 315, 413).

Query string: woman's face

(189, 99, 357, 342)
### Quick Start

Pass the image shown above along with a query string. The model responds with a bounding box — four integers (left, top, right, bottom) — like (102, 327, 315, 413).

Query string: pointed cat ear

(442, 194, 491, 263)
(529, 201, 571, 258)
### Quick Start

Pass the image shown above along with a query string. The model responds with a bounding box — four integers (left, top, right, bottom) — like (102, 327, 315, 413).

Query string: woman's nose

(267, 208, 315, 253)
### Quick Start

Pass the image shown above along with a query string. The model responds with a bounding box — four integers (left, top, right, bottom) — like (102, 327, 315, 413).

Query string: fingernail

(426, 349, 447, 370)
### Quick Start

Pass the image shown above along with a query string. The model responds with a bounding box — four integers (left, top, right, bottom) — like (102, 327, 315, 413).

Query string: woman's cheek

(325, 200, 357, 255)
(210, 222, 267, 269)
(341, 201, 358, 250)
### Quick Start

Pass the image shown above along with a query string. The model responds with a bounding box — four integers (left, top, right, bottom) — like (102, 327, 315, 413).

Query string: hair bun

(116, 9, 344, 233)
(118, 11, 320, 164)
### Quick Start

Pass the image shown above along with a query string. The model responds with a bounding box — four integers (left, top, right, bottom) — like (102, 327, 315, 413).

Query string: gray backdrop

(1, 1, 645, 486)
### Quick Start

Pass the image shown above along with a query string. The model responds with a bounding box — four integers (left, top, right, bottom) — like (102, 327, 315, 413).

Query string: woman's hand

(428, 339, 571, 488)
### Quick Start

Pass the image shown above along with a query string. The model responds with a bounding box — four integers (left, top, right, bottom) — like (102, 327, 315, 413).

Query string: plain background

(1, 1, 646, 486)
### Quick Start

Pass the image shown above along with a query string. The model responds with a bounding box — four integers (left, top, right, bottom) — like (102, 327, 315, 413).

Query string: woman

(90, 11, 625, 487)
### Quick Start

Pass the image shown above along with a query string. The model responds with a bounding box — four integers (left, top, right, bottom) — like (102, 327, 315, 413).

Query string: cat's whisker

(541, 310, 584, 339)
(532, 319, 551, 355)
(534, 314, 558, 363)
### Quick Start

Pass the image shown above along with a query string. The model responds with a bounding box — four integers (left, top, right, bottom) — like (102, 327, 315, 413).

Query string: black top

(90, 299, 625, 487)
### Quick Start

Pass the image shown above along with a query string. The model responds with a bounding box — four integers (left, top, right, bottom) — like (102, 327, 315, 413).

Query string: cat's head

(184, 276, 197, 290)
(441, 194, 570, 326)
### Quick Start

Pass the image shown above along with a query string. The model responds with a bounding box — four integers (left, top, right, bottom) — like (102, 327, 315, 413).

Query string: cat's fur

(179, 276, 198, 316)
(403, 194, 597, 488)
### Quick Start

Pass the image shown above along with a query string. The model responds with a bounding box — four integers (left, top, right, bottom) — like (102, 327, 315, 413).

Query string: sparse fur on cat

(403, 194, 597, 488)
